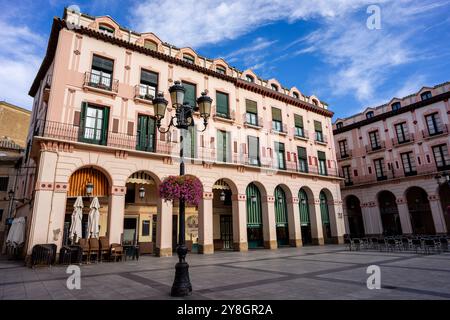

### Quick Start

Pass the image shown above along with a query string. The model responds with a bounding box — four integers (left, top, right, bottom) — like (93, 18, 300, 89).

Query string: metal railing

(212, 105, 236, 121)
(314, 132, 327, 144)
(134, 84, 156, 100)
(243, 114, 264, 127)
(84, 71, 119, 93)
(337, 149, 352, 161)
(392, 133, 415, 147)
(422, 124, 449, 139)
(292, 127, 309, 139)
(365, 140, 386, 153)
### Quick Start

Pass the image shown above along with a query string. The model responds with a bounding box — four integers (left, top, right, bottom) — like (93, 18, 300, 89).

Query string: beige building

(0, 101, 31, 148)
(16, 9, 345, 258)
(333, 82, 450, 237)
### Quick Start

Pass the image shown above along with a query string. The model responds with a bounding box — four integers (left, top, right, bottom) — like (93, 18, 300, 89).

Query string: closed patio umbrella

(6, 217, 26, 248)
(69, 196, 84, 243)
(88, 197, 100, 239)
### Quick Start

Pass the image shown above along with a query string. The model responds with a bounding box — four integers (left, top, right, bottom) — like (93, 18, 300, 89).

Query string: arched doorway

(299, 188, 312, 245)
(124, 171, 159, 248)
(406, 187, 436, 235)
(246, 183, 264, 248)
(378, 191, 402, 236)
(274, 186, 289, 247)
(212, 179, 233, 251)
(345, 195, 365, 237)
(63, 167, 110, 245)
(439, 183, 450, 233)
(319, 191, 332, 243)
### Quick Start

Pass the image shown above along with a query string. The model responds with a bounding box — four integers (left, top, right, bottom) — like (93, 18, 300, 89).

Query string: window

(294, 114, 304, 137)
(139, 69, 158, 99)
(216, 92, 230, 118)
(374, 158, 386, 180)
(182, 82, 196, 107)
(136, 115, 156, 152)
(369, 130, 381, 149)
(293, 92, 299, 99)
(245, 99, 258, 126)
(183, 54, 195, 64)
(80, 103, 109, 145)
(142, 220, 150, 237)
(0, 209, 3, 222)
(144, 40, 157, 51)
(271, 84, 278, 91)
(342, 166, 352, 185)
(433, 144, 450, 170)
(338, 140, 349, 158)
(0, 177, 9, 191)
(275, 142, 286, 170)
(99, 24, 114, 36)
(421, 91, 432, 101)
(366, 111, 374, 119)
(336, 122, 343, 129)
(248, 136, 260, 166)
(297, 147, 308, 173)
(425, 113, 442, 136)
(401, 152, 417, 176)
(90, 55, 114, 90)
(125, 184, 136, 203)
(392, 102, 401, 111)
(216, 66, 226, 74)
(272, 107, 283, 132)
(217, 130, 231, 163)
(318, 151, 327, 176)
(246, 75, 254, 83)
(314, 121, 323, 142)
(395, 122, 410, 143)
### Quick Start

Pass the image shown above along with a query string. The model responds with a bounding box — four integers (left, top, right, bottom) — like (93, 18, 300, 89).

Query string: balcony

(134, 84, 155, 104)
(243, 114, 263, 129)
(293, 128, 309, 141)
(337, 150, 352, 161)
(422, 124, 449, 140)
(212, 106, 235, 123)
(272, 122, 288, 135)
(392, 133, 415, 147)
(83, 71, 119, 95)
(365, 141, 386, 154)
(314, 132, 327, 145)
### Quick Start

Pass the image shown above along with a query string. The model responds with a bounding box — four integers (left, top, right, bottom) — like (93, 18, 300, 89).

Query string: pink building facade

(15, 9, 345, 258)
(333, 83, 450, 237)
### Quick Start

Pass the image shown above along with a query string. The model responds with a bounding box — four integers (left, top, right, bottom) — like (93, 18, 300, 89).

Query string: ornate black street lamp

(152, 81, 212, 297)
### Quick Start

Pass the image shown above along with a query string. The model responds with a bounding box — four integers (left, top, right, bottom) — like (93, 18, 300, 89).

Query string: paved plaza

(1, 245, 450, 300)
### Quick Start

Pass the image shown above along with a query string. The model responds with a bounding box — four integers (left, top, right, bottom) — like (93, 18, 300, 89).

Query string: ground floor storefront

(17, 140, 345, 257)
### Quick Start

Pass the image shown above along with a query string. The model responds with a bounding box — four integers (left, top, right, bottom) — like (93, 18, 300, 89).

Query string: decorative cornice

(54, 182, 69, 193)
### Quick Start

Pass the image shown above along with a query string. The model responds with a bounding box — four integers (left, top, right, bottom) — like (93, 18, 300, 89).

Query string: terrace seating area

(344, 235, 449, 255)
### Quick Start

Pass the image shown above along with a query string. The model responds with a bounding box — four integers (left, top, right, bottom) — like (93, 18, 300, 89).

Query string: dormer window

(216, 66, 226, 75)
(246, 75, 254, 83)
(312, 99, 319, 106)
(293, 92, 299, 99)
(271, 84, 278, 92)
(421, 91, 432, 101)
(183, 54, 195, 64)
(99, 24, 114, 36)
(336, 122, 343, 129)
(144, 40, 157, 51)
(392, 102, 401, 111)
(366, 111, 374, 119)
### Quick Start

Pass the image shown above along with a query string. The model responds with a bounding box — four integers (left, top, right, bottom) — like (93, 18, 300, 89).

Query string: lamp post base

(170, 245, 192, 297)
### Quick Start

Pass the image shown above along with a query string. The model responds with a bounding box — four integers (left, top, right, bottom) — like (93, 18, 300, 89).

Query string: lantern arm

(196, 118, 209, 133)
(156, 115, 175, 134)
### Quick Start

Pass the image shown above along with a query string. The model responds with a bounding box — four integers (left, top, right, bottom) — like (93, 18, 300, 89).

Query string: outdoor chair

(88, 238, 100, 263)
(79, 239, 90, 263)
(386, 238, 401, 252)
(361, 238, 370, 250)
(99, 236, 110, 262)
(401, 237, 410, 251)
(371, 238, 379, 250)
(351, 238, 361, 251)
(423, 239, 440, 255)
(440, 238, 449, 252)
(411, 238, 422, 253)
(344, 237, 352, 251)
(110, 243, 124, 262)
(377, 238, 386, 251)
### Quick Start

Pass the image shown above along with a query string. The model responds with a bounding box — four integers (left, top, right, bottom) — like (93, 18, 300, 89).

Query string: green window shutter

(246, 99, 257, 114)
(216, 92, 229, 117)
(78, 102, 88, 141)
(217, 130, 225, 162)
(92, 55, 113, 73)
(246, 183, 262, 226)
(226, 132, 232, 162)
(294, 114, 303, 128)
(101, 107, 109, 145)
(318, 151, 326, 160)
(320, 192, 330, 224)
(299, 189, 310, 226)
(272, 107, 282, 121)
(274, 187, 288, 226)
(141, 70, 158, 86)
(314, 120, 322, 132)
(298, 146, 307, 159)
(182, 82, 196, 107)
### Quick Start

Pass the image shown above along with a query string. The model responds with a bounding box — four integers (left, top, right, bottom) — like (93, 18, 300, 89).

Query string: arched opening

(345, 195, 365, 237)
(274, 186, 289, 247)
(378, 191, 402, 236)
(63, 167, 110, 245)
(246, 183, 264, 248)
(406, 187, 436, 234)
(124, 171, 159, 250)
(439, 183, 450, 233)
(319, 191, 332, 243)
(299, 188, 312, 245)
(212, 179, 234, 251)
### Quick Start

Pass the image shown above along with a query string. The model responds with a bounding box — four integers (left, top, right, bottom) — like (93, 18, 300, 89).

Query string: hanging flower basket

(159, 175, 203, 206)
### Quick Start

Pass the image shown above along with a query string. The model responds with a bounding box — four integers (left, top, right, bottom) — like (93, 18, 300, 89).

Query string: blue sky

(1, 0, 449, 120)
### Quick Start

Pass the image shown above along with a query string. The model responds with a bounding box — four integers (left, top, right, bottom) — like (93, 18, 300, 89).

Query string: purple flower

(159, 175, 203, 206)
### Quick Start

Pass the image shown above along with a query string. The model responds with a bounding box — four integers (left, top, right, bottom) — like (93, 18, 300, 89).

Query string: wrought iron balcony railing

(84, 71, 119, 93)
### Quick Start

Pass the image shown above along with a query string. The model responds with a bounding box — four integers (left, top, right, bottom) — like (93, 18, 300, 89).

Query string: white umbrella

(88, 197, 100, 238)
(6, 217, 26, 248)
(69, 196, 84, 243)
